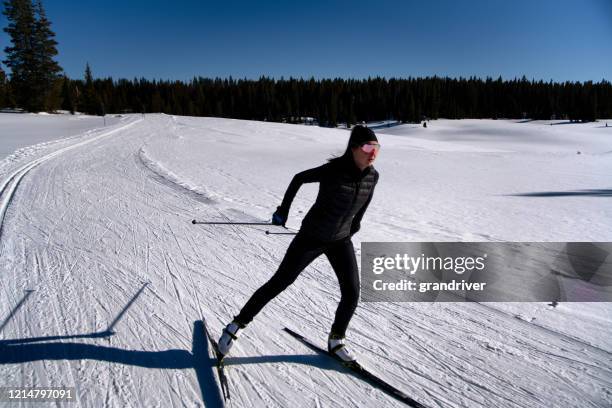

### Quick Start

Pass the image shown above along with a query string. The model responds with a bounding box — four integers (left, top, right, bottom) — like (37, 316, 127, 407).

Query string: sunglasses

(360, 143, 381, 153)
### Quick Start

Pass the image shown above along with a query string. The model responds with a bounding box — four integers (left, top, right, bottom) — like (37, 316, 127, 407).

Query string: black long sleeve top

(277, 155, 378, 242)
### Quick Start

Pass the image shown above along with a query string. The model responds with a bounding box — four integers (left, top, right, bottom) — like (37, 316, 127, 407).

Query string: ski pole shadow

(0, 283, 150, 346)
(224, 354, 334, 370)
(0, 330, 116, 345)
(0, 289, 34, 334)
(106, 282, 149, 333)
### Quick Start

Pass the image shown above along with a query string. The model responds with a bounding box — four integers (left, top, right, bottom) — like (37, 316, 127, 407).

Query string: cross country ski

(203, 319, 231, 402)
(283, 327, 430, 408)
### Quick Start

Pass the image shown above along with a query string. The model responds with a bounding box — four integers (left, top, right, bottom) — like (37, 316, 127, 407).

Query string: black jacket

(278, 155, 379, 242)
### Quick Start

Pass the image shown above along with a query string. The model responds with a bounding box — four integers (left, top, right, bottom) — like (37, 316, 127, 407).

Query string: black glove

(272, 206, 288, 226)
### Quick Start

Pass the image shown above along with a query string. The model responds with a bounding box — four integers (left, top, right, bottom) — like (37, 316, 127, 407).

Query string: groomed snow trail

(0, 114, 610, 407)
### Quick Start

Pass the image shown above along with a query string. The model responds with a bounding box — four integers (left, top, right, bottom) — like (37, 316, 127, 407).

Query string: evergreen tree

(3, 0, 36, 110)
(0, 64, 7, 107)
(151, 89, 162, 113)
(32, 0, 62, 110)
(2, 0, 62, 111)
(81, 63, 99, 114)
(407, 93, 416, 122)
(59, 75, 75, 113)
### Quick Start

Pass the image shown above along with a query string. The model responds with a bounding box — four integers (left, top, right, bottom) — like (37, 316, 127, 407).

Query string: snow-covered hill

(0, 113, 610, 407)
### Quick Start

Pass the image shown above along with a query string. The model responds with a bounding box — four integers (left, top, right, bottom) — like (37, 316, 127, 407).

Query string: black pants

(235, 232, 360, 337)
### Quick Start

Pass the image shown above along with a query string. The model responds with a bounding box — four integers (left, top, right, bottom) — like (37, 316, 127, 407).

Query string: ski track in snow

(0, 114, 610, 407)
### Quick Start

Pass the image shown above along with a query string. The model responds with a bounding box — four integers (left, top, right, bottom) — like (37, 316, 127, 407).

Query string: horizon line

(64, 73, 610, 84)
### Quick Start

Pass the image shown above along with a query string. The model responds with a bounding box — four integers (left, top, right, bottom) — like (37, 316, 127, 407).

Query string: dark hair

(328, 125, 378, 163)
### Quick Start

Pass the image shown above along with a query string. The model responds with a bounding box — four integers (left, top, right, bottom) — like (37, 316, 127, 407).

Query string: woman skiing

(218, 125, 380, 362)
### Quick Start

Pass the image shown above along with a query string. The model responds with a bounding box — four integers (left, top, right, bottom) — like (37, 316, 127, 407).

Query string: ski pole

(192, 220, 273, 225)
(192, 219, 298, 234)
(265, 230, 297, 235)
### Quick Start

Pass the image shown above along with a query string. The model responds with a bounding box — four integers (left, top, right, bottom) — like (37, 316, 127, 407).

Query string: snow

(0, 113, 610, 407)
(0, 112, 124, 160)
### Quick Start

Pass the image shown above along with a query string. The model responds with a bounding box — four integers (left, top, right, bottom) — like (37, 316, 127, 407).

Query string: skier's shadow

(0, 286, 224, 407)
(0, 321, 224, 408)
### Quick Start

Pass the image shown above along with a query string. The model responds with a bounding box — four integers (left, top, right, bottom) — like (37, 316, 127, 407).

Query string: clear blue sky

(1, 0, 611, 82)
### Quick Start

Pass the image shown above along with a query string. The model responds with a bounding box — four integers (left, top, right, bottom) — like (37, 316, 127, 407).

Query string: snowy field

(0, 113, 611, 407)
(0, 112, 123, 159)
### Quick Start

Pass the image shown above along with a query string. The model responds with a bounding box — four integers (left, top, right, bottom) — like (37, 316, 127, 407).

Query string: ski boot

(218, 320, 245, 357)
(328, 333, 357, 364)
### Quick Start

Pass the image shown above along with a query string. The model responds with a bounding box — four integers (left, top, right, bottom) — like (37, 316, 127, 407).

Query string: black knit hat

(349, 125, 378, 147)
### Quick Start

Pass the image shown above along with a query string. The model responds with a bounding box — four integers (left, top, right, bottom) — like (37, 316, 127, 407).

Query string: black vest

(301, 157, 378, 242)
